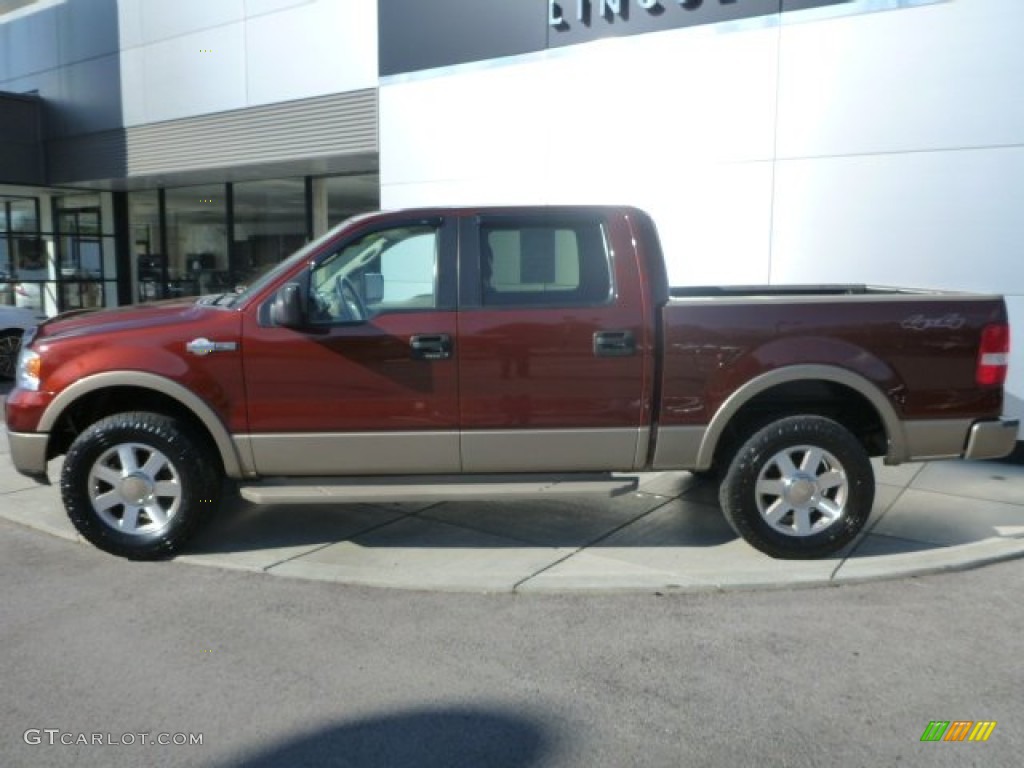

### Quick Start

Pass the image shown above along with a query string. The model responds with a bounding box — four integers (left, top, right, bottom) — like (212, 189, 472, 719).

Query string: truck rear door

(456, 210, 652, 472)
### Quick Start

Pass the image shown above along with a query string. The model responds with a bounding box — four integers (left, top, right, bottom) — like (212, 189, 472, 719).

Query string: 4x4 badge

(186, 338, 238, 356)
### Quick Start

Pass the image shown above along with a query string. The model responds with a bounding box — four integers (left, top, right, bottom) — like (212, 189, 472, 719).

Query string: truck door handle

(593, 330, 636, 357)
(410, 334, 452, 361)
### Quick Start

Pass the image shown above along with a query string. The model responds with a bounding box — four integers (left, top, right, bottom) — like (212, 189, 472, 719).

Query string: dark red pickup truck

(5, 206, 1016, 560)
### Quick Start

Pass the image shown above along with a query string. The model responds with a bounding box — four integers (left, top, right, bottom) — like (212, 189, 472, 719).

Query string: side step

(238, 473, 639, 505)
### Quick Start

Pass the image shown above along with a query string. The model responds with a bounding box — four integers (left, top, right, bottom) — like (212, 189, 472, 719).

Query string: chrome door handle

(410, 334, 452, 361)
(593, 331, 635, 357)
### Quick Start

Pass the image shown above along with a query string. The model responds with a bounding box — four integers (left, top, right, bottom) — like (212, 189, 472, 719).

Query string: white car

(0, 305, 45, 380)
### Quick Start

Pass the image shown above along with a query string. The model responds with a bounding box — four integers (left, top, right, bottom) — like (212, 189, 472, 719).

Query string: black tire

(719, 415, 874, 559)
(0, 329, 22, 380)
(61, 412, 220, 560)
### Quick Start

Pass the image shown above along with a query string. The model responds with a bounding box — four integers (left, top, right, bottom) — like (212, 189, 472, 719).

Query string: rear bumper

(5, 429, 50, 482)
(964, 418, 1020, 460)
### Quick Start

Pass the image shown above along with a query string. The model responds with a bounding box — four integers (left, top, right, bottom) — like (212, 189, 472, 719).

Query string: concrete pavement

(1, 421, 1022, 592)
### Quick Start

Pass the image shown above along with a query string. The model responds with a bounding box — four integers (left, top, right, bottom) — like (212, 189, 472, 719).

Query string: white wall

(382, 20, 782, 286)
(117, 0, 378, 126)
(380, 0, 1024, 434)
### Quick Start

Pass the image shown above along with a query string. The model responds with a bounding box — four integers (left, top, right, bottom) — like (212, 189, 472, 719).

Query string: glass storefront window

(165, 184, 228, 298)
(1, 196, 48, 310)
(129, 190, 164, 301)
(55, 194, 106, 310)
(9, 197, 39, 233)
(0, 238, 10, 306)
(326, 175, 379, 229)
(232, 178, 307, 290)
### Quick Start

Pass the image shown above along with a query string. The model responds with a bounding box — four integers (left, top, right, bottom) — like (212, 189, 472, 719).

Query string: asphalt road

(0, 517, 1021, 768)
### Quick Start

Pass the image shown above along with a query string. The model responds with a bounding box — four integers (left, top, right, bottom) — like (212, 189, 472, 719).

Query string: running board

(238, 473, 639, 505)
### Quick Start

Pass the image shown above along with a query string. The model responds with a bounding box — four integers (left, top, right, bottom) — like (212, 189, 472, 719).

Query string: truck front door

(241, 216, 460, 475)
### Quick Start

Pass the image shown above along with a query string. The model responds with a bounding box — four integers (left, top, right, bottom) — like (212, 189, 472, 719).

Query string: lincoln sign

(550, 0, 750, 29)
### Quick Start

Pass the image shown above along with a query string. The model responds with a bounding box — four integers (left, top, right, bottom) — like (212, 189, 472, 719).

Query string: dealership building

(0, 0, 1021, 437)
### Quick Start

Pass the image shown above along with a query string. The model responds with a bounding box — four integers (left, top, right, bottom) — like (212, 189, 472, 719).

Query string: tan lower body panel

(650, 425, 706, 471)
(6, 430, 50, 478)
(241, 432, 461, 476)
(460, 428, 643, 473)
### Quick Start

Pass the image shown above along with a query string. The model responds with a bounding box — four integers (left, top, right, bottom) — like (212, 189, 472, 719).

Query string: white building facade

(1, 0, 1021, 438)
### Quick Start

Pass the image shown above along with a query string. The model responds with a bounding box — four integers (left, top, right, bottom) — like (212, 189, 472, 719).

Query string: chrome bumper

(6, 429, 50, 482)
(964, 418, 1020, 461)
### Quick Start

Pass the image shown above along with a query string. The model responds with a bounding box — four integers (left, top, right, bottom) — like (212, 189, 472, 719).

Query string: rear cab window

(474, 217, 613, 308)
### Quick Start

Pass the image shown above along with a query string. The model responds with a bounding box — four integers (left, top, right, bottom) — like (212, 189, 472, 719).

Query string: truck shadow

(179, 460, 1024, 568)
(182, 473, 744, 558)
(213, 705, 559, 768)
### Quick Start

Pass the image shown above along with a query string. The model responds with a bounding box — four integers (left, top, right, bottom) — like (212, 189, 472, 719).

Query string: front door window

(309, 224, 440, 323)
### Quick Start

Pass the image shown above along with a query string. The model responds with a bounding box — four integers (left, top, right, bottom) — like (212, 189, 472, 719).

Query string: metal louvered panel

(126, 90, 377, 175)
(47, 89, 377, 184)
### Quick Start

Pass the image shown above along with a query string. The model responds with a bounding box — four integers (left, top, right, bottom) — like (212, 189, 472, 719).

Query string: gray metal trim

(696, 364, 905, 469)
(239, 473, 637, 505)
(667, 291, 1001, 307)
(38, 371, 246, 478)
(243, 432, 460, 476)
(650, 426, 706, 471)
(964, 419, 1020, 461)
(47, 89, 378, 184)
(461, 428, 641, 473)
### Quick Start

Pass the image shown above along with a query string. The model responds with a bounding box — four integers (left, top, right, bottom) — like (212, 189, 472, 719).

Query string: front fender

(38, 371, 248, 478)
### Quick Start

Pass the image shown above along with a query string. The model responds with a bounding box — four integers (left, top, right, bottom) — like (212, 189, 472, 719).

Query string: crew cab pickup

(5, 206, 1016, 560)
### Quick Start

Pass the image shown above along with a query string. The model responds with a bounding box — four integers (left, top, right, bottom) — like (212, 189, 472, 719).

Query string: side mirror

(363, 272, 384, 304)
(270, 282, 304, 328)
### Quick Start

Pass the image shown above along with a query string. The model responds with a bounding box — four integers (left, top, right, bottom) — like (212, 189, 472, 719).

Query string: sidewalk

(1, 423, 1022, 592)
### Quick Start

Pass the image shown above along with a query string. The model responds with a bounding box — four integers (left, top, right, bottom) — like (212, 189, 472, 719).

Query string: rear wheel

(61, 412, 220, 559)
(719, 415, 874, 559)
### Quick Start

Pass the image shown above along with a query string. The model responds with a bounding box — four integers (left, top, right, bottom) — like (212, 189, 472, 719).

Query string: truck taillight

(976, 324, 1010, 386)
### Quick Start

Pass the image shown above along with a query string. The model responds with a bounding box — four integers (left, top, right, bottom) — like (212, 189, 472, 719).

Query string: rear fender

(698, 363, 906, 468)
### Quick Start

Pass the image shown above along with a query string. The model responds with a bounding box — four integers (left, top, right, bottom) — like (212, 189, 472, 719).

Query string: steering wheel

(334, 275, 367, 322)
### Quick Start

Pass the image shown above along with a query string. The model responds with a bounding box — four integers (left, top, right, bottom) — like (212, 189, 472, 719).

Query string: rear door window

(479, 220, 612, 307)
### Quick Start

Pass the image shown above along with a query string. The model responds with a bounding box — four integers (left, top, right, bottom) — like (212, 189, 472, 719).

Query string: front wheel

(61, 412, 220, 559)
(719, 415, 874, 559)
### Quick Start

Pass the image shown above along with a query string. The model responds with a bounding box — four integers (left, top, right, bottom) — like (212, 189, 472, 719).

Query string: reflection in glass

(9, 198, 39, 233)
(326, 175, 379, 229)
(232, 179, 307, 290)
(129, 190, 164, 301)
(165, 184, 227, 298)
(55, 200, 105, 308)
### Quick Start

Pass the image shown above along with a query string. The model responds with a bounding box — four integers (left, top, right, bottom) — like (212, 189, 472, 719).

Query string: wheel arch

(39, 371, 248, 478)
(697, 364, 905, 470)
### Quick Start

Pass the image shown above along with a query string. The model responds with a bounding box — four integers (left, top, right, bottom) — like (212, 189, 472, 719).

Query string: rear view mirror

(270, 282, 304, 328)
(363, 273, 384, 304)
